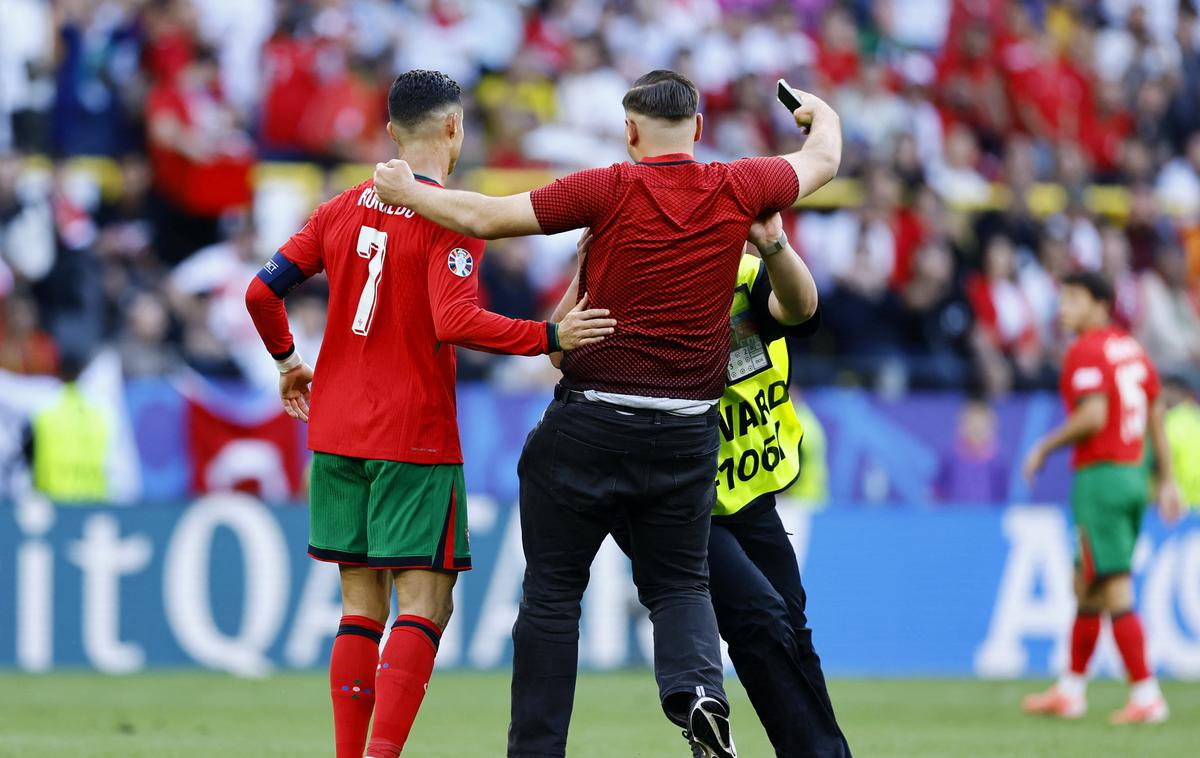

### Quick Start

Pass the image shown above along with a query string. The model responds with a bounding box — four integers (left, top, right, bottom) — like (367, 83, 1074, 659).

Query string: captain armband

(256, 251, 310, 298)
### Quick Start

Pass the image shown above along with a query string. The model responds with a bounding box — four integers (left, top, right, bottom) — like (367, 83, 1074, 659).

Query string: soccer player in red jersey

(1022, 271, 1183, 724)
(375, 72, 841, 758)
(244, 70, 614, 758)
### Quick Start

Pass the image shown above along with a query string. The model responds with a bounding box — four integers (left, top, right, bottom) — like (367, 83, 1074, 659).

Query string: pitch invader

(245, 70, 614, 758)
(1022, 271, 1183, 724)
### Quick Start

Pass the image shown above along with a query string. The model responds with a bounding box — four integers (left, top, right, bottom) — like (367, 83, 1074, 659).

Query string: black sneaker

(682, 731, 705, 758)
(683, 696, 736, 758)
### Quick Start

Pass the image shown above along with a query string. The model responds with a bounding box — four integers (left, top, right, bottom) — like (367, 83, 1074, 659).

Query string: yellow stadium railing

(22, 155, 1157, 220)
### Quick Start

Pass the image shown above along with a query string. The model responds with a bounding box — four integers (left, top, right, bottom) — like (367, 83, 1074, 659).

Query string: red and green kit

(1060, 326, 1160, 580)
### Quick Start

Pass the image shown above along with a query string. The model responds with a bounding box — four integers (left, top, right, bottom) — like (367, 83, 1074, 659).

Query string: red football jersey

(249, 178, 552, 464)
(1060, 326, 1160, 469)
(530, 154, 799, 400)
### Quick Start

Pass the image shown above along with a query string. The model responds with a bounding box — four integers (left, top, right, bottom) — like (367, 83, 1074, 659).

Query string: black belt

(557, 387, 659, 416)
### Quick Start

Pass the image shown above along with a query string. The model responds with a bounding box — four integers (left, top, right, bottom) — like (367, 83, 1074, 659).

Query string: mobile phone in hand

(777, 79, 803, 113)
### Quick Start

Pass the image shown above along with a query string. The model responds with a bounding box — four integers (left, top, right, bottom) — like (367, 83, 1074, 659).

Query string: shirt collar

(637, 153, 697, 166)
(413, 173, 443, 187)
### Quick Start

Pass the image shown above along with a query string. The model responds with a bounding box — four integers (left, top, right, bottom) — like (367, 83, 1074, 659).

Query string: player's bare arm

(547, 229, 590, 369)
(747, 212, 818, 325)
(776, 84, 842, 202)
(373, 159, 542, 240)
(1147, 396, 1185, 522)
(533, 229, 599, 356)
(1022, 394, 1108, 484)
(550, 229, 606, 353)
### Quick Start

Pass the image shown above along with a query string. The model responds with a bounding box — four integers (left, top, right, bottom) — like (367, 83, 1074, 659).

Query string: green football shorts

(307, 451, 470, 571)
(1070, 462, 1148, 582)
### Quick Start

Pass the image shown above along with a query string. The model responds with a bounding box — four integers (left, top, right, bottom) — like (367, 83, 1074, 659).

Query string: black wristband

(546, 322, 560, 353)
(270, 344, 296, 362)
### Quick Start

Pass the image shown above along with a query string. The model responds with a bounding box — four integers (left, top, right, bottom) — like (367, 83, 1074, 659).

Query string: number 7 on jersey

(352, 225, 388, 335)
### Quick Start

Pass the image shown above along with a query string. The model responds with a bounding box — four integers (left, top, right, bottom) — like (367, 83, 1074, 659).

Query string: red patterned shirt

(530, 154, 799, 400)
(1060, 326, 1160, 469)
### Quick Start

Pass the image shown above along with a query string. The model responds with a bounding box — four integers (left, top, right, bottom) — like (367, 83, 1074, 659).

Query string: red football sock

(1068, 611, 1101, 675)
(366, 615, 442, 758)
(1111, 610, 1152, 683)
(331, 615, 385, 758)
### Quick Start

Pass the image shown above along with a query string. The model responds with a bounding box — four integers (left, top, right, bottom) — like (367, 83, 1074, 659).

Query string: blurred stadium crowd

(1, 0, 1200, 399)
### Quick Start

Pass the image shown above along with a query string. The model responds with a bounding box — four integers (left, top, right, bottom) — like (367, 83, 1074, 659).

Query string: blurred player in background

(244, 70, 614, 758)
(373, 72, 841, 758)
(558, 210, 852, 757)
(1022, 271, 1183, 725)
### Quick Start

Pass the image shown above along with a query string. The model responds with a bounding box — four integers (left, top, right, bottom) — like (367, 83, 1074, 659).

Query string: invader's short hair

(387, 70, 462, 129)
(622, 70, 699, 122)
(1060, 270, 1114, 306)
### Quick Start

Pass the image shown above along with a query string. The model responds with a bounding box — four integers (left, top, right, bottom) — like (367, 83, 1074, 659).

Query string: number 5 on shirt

(352, 225, 388, 335)
(1115, 361, 1148, 443)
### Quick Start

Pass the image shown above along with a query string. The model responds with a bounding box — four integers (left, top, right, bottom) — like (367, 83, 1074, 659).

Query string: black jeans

(508, 395, 726, 758)
(706, 500, 851, 758)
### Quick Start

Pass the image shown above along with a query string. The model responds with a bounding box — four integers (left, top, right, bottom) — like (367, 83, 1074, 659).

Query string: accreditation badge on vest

(714, 255, 804, 517)
(727, 285, 772, 382)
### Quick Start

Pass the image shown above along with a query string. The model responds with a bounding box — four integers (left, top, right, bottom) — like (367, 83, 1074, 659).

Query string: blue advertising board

(125, 381, 1077, 505)
(3, 497, 1198, 678)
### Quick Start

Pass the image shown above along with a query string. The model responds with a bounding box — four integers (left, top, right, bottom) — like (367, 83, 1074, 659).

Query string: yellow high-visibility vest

(32, 383, 110, 502)
(714, 254, 805, 516)
(1166, 401, 1200, 509)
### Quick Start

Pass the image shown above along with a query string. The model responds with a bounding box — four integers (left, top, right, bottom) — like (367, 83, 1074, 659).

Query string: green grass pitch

(0, 671, 1196, 757)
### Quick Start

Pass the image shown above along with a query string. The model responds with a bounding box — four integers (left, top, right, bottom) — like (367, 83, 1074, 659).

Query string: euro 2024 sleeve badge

(447, 248, 474, 277)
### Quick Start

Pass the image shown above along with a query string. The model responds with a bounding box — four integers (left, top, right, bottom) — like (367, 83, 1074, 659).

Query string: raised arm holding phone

(371, 81, 841, 242)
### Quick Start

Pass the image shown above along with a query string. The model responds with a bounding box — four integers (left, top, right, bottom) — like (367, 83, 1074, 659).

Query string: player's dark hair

(622, 70, 699, 122)
(1061, 270, 1114, 306)
(387, 70, 462, 129)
